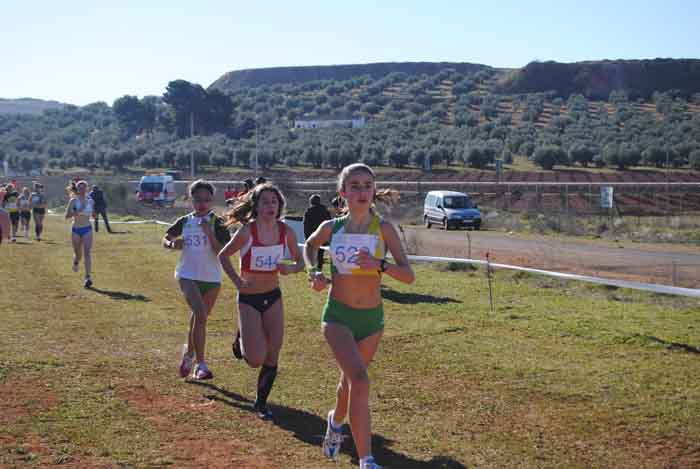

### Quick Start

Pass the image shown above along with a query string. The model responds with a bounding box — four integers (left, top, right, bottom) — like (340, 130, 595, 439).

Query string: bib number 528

(334, 245, 370, 265)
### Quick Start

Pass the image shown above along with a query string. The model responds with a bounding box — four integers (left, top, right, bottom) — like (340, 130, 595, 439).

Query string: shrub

(690, 149, 700, 170)
(603, 143, 641, 170)
(464, 145, 495, 169)
(533, 145, 568, 170)
(568, 143, 595, 167)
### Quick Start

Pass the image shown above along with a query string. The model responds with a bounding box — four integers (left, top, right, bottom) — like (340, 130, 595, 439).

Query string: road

(401, 227, 700, 288)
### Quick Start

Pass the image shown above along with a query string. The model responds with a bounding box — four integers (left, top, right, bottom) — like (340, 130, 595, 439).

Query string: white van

(137, 174, 176, 207)
(424, 190, 481, 230)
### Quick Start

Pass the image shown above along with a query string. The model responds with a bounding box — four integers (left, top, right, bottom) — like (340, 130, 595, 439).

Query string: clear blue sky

(1, 0, 698, 105)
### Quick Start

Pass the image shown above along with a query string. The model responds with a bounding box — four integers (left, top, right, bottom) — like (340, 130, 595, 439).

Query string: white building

(294, 117, 365, 130)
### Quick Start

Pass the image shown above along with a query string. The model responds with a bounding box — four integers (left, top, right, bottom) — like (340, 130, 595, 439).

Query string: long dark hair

(224, 183, 286, 227)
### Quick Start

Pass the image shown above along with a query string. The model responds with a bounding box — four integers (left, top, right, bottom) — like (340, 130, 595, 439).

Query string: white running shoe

(322, 410, 344, 459)
(359, 457, 382, 469)
(192, 362, 213, 380)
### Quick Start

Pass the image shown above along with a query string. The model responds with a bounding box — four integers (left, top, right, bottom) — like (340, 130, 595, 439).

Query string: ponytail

(224, 191, 256, 227)
(66, 181, 78, 197)
(375, 188, 400, 205)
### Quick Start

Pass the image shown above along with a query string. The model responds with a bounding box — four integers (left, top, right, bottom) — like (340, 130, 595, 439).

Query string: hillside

(211, 59, 700, 101)
(0, 98, 67, 115)
(1, 59, 700, 177)
(210, 61, 493, 91)
(497, 59, 700, 100)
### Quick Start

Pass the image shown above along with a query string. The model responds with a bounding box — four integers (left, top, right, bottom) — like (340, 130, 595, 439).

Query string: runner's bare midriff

(330, 274, 382, 309)
(239, 270, 281, 295)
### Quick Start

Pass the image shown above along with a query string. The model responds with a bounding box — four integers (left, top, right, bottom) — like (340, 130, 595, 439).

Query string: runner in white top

(31, 182, 48, 241)
(164, 180, 231, 381)
(17, 186, 32, 239)
(64, 180, 95, 288)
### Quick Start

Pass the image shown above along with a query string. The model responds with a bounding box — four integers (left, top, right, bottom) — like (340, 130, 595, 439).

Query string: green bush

(690, 149, 700, 169)
(533, 145, 568, 170)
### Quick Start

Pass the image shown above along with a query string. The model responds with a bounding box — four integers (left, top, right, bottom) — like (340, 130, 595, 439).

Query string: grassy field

(1, 217, 699, 468)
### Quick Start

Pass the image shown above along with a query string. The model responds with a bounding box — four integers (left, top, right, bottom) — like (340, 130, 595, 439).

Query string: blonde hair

(336, 163, 399, 213)
(66, 180, 88, 197)
(224, 183, 286, 227)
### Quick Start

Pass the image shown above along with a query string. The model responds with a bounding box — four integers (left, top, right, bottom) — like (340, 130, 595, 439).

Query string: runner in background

(304, 163, 414, 469)
(164, 180, 231, 381)
(17, 186, 32, 239)
(2, 183, 20, 242)
(243, 178, 254, 193)
(65, 180, 95, 288)
(218, 183, 304, 420)
(0, 208, 10, 245)
(31, 182, 47, 241)
(330, 195, 345, 217)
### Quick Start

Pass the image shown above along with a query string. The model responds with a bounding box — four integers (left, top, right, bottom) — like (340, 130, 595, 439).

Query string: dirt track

(402, 227, 700, 289)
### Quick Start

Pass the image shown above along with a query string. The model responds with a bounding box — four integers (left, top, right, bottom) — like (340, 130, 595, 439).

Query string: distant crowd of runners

(1, 178, 112, 289)
(0, 180, 48, 243)
(3, 164, 412, 468)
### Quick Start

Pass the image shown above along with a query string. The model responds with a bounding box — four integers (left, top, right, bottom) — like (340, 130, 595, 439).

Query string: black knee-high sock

(36, 224, 41, 238)
(255, 364, 278, 408)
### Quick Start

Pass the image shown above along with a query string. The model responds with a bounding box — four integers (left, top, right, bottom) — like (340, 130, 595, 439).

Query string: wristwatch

(379, 259, 389, 273)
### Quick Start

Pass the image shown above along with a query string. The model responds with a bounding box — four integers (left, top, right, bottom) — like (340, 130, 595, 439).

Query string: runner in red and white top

(218, 182, 304, 420)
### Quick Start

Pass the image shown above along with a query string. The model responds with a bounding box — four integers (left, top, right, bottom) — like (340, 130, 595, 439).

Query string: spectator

(303, 194, 331, 269)
(89, 185, 113, 233)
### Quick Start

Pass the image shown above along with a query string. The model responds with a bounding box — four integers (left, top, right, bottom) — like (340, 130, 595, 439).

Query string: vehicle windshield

(443, 196, 473, 209)
(140, 182, 163, 192)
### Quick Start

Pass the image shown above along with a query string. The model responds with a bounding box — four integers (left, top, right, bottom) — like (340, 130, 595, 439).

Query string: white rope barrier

(60, 216, 700, 299)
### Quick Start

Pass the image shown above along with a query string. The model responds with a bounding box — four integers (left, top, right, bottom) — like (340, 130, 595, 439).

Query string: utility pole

(189, 111, 195, 180)
(254, 121, 259, 179)
(665, 148, 670, 213)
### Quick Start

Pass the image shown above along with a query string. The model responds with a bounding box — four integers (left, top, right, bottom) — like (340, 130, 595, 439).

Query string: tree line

(2, 69, 700, 174)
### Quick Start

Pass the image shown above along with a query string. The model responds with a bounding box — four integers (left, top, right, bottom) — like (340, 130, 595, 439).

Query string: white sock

(360, 456, 375, 466)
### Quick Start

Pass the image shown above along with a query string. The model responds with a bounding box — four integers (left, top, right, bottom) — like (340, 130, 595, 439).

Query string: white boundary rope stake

(466, 231, 472, 259)
(486, 252, 494, 313)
